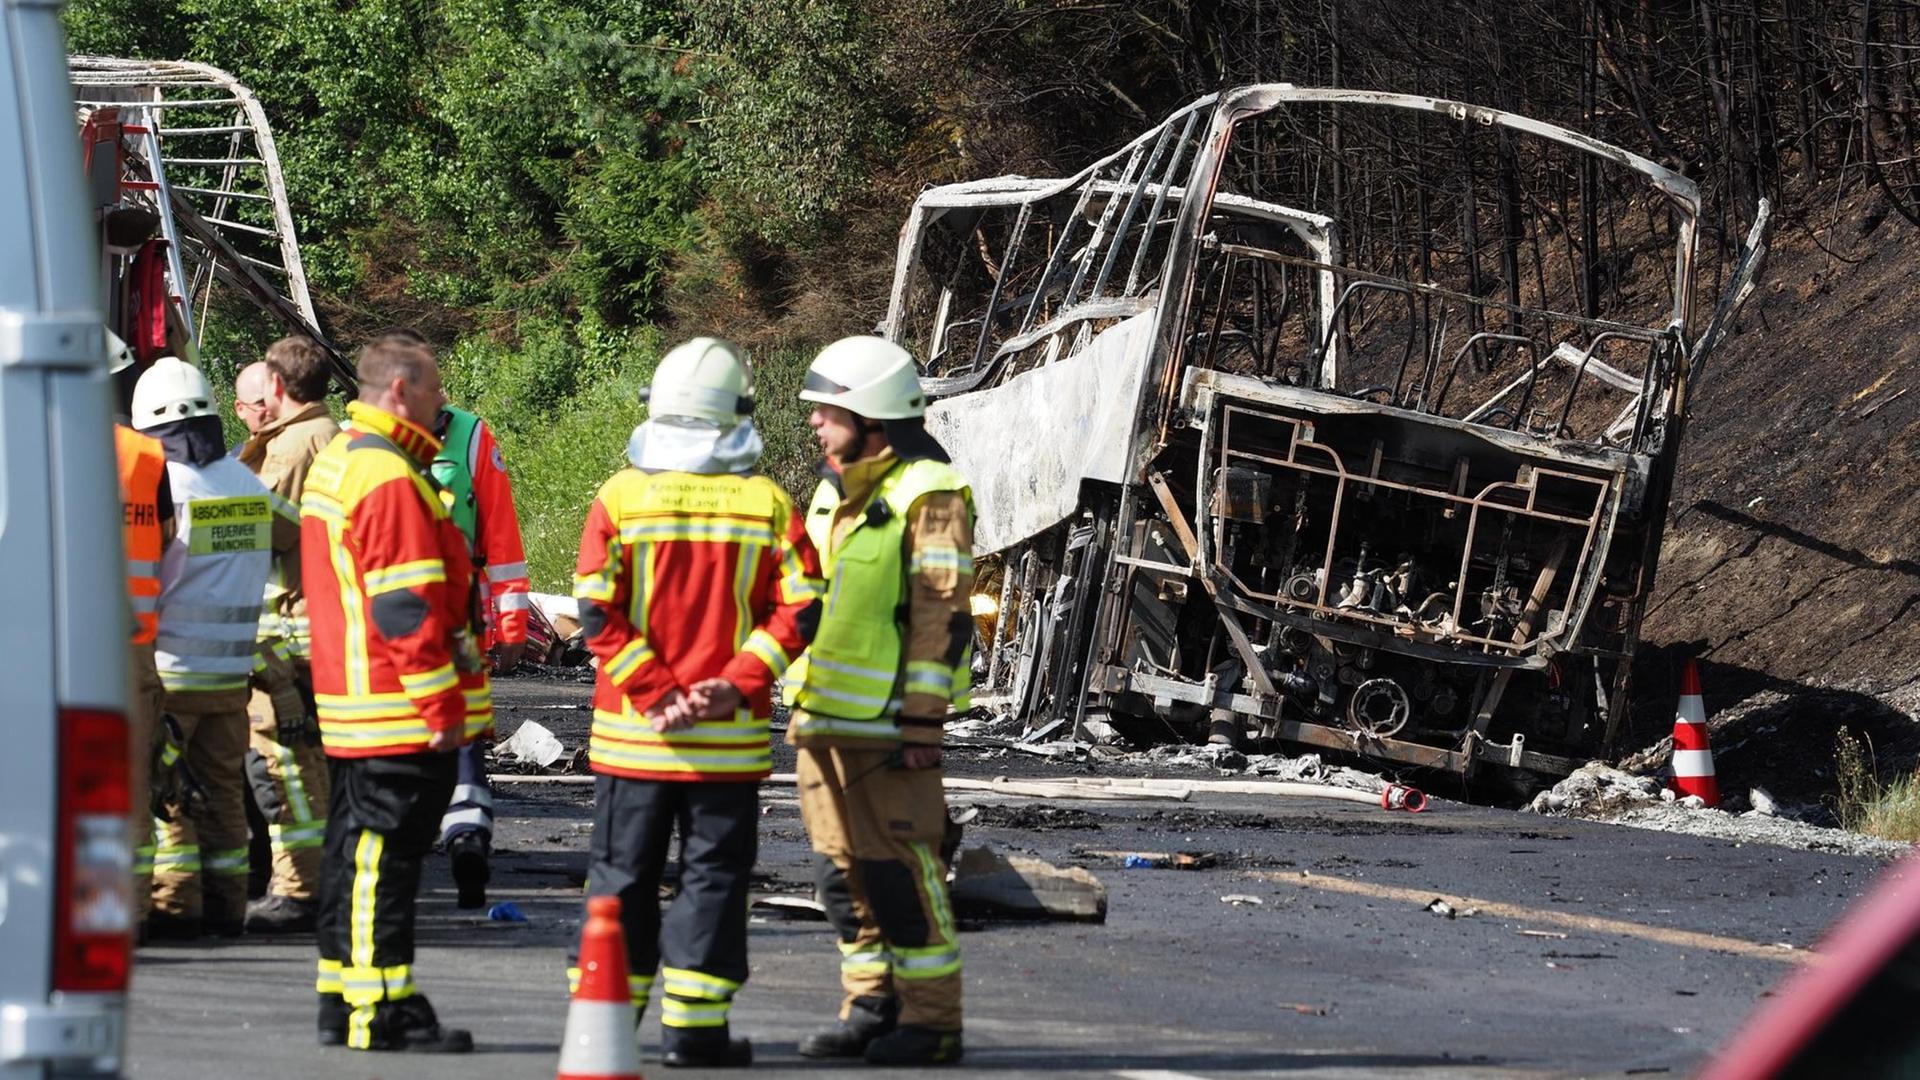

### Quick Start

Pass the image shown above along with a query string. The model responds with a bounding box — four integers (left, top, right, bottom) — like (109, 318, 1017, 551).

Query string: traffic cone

(557, 896, 643, 1080)
(1670, 660, 1720, 807)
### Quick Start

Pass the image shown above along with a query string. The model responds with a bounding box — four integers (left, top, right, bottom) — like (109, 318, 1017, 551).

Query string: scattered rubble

(497, 720, 566, 769)
(949, 847, 1107, 922)
(750, 895, 828, 921)
(1527, 761, 1910, 858)
(1219, 894, 1264, 907)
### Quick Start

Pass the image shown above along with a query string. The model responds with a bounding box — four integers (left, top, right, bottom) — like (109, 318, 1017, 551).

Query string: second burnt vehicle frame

(885, 84, 1769, 789)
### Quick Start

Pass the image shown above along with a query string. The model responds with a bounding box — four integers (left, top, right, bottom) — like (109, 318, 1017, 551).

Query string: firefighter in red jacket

(572, 337, 822, 1067)
(430, 398, 529, 908)
(303, 336, 488, 1053)
(369, 326, 531, 908)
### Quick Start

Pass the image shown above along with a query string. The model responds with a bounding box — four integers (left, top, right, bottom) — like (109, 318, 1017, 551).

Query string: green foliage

(65, 0, 705, 326)
(684, 0, 904, 245)
(482, 344, 657, 592)
(462, 325, 821, 590)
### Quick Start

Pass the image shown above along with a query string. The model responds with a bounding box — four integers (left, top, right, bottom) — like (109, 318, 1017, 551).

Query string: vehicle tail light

(53, 707, 131, 993)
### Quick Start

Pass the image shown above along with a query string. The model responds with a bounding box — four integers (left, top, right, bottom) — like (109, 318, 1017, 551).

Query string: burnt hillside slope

(1635, 189, 1920, 797)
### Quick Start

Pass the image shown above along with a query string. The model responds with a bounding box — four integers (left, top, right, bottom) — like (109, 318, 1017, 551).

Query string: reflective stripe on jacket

(790, 456, 973, 745)
(156, 457, 274, 691)
(574, 468, 821, 781)
(117, 424, 166, 646)
(431, 406, 531, 648)
(302, 402, 490, 757)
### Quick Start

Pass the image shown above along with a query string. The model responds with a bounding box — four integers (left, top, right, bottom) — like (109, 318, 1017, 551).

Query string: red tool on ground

(1669, 660, 1720, 807)
(556, 896, 643, 1080)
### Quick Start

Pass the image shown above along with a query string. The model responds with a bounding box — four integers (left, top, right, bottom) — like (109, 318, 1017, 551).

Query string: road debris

(750, 895, 828, 921)
(950, 847, 1107, 922)
(486, 902, 528, 923)
(1220, 894, 1264, 906)
(1095, 850, 1216, 870)
(1529, 761, 1910, 857)
(1519, 929, 1570, 940)
(1424, 898, 1479, 919)
(497, 719, 567, 768)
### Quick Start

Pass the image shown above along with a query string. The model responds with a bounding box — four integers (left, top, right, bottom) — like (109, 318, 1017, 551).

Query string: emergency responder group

(113, 327, 975, 1065)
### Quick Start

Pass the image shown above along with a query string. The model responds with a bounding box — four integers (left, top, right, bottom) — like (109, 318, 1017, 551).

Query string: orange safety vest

(115, 424, 166, 645)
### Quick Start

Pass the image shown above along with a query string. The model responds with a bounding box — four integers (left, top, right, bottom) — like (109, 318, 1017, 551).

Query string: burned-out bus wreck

(886, 86, 1769, 787)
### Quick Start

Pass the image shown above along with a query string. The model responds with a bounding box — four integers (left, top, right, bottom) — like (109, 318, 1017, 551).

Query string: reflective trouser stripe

(839, 941, 893, 978)
(568, 967, 654, 1010)
(269, 819, 327, 853)
(345, 829, 390, 1050)
(133, 844, 156, 876)
(440, 806, 490, 831)
(205, 846, 250, 877)
(152, 843, 201, 874)
(893, 842, 961, 981)
(350, 829, 383, 969)
(660, 996, 729, 1029)
(316, 958, 343, 996)
(268, 740, 315, 822)
(661, 967, 740, 1002)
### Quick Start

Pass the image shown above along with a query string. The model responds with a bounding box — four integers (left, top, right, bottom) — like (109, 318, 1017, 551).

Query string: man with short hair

(303, 337, 486, 1053)
(234, 335, 340, 933)
(364, 328, 530, 910)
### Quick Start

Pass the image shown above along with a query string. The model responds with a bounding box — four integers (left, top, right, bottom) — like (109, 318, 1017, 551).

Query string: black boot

(865, 1025, 963, 1066)
(245, 893, 316, 934)
(448, 832, 489, 910)
(317, 993, 348, 1046)
(361, 995, 473, 1053)
(798, 995, 898, 1059)
(203, 893, 247, 939)
(143, 911, 202, 942)
(661, 1025, 752, 1068)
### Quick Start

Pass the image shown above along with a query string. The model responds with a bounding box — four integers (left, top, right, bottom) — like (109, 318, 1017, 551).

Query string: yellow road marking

(1254, 870, 1810, 964)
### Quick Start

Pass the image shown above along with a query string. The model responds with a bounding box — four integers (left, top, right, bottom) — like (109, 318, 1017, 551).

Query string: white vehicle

(0, 1, 134, 1076)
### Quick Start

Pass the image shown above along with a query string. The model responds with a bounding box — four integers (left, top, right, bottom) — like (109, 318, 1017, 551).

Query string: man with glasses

(232, 337, 339, 933)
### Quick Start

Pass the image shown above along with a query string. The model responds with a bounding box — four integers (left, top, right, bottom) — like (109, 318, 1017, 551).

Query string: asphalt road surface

(125, 676, 1885, 1079)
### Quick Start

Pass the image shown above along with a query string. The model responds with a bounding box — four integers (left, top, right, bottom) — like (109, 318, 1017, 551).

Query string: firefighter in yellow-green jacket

(788, 336, 974, 1067)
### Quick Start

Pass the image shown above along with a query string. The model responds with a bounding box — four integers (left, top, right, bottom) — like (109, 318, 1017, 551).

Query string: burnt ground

(1619, 186, 1920, 809)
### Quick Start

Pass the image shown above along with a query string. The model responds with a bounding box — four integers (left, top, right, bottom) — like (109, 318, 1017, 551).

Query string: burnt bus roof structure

(886, 85, 1769, 786)
(69, 56, 353, 387)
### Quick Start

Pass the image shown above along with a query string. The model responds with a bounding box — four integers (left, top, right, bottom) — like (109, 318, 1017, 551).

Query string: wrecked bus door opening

(889, 85, 1769, 788)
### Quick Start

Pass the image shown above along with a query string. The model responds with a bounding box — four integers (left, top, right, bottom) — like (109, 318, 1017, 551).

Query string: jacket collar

(346, 401, 442, 466)
(836, 448, 901, 510)
(264, 400, 332, 436)
(240, 400, 333, 466)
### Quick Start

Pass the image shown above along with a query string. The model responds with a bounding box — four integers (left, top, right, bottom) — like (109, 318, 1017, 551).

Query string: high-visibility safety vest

(116, 425, 167, 646)
(155, 457, 275, 692)
(429, 405, 480, 546)
(790, 458, 972, 740)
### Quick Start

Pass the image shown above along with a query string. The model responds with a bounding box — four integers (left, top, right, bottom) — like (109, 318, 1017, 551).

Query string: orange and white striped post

(1670, 660, 1720, 808)
(556, 896, 644, 1080)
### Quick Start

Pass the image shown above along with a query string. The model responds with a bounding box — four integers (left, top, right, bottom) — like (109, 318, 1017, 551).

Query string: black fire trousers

(583, 776, 758, 1030)
(315, 750, 457, 1034)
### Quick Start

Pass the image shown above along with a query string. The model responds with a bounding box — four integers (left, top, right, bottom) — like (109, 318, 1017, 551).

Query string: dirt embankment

(1633, 188, 1920, 803)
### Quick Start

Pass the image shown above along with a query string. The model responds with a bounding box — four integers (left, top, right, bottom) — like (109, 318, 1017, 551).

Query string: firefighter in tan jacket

(232, 336, 340, 933)
(788, 337, 974, 1067)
